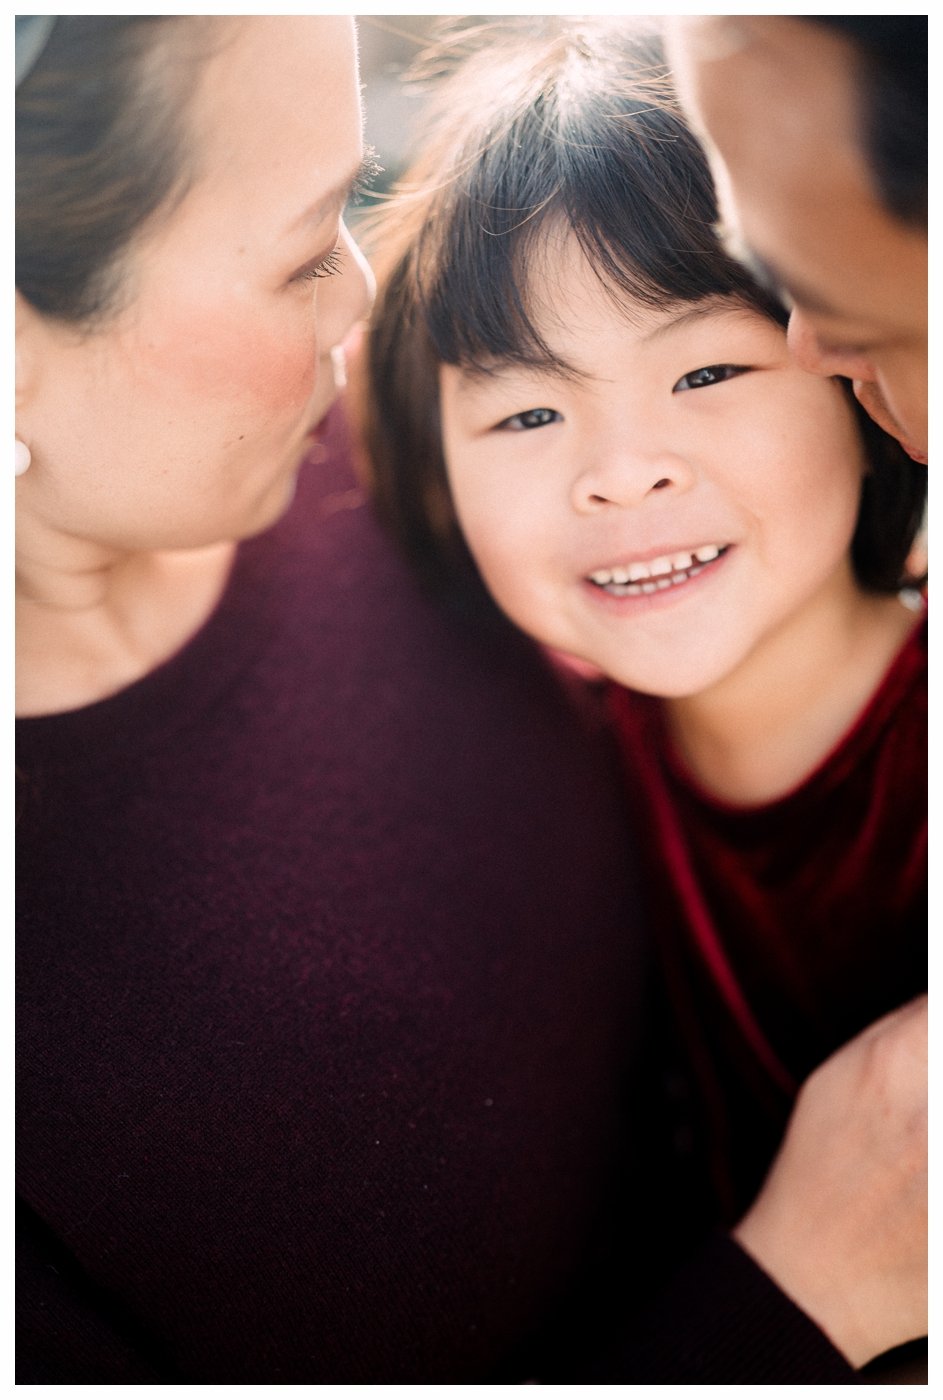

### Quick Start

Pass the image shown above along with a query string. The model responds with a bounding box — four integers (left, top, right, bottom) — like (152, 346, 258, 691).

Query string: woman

(16, 15, 926, 1383)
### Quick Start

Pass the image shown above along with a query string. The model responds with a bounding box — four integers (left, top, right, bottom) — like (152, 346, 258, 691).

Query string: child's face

(439, 235, 868, 700)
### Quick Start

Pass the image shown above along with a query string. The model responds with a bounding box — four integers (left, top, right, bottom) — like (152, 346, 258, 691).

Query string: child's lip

(586, 542, 730, 586)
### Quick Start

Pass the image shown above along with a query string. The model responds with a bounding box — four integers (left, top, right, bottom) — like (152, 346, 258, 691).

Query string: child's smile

(587, 543, 729, 598)
(439, 234, 869, 704)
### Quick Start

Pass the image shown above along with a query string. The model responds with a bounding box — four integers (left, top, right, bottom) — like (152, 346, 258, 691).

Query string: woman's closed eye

(291, 244, 345, 285)
(496, 406, 562, 431)
(673, 363, 748, 392)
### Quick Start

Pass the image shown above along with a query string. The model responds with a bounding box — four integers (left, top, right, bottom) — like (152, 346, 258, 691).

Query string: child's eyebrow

(451, 356, 580, 391)
(640, 298, 760, 344)
(451, 363, 504, 387)
(451, 363, 530, 393)
(448, 300, 763, 393)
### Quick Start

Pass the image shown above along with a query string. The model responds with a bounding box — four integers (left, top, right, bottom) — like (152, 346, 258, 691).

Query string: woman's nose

(319, 219, 376, 352)
(570, 443, 695, 514)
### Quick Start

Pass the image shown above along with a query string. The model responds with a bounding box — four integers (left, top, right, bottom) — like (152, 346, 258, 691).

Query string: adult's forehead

(667, 15, 850, 71)
(668, 18, 865, 197)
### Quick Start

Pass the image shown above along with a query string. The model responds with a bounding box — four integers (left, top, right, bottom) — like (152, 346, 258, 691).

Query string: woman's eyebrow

(286, 154, 376, 234)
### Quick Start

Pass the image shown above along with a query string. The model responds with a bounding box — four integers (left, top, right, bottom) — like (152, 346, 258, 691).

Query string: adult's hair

(16, 16, 223, 325)
(805, 16, 927, 228)
(360, 18, 925, 605)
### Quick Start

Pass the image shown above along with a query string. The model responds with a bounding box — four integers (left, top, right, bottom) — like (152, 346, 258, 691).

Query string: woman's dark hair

(16, 16, 225, 325)
(806, 16, 927, 228)
(360, 17, 925, 605)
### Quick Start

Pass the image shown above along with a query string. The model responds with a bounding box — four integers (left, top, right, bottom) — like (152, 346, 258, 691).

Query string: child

(359, 18, 926, 1223)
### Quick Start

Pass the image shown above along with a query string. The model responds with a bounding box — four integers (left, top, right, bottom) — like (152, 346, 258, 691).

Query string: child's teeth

(590, 545, 725, 591)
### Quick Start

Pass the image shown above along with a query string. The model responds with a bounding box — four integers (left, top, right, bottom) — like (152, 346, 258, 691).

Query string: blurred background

(356, 15, 485, 209)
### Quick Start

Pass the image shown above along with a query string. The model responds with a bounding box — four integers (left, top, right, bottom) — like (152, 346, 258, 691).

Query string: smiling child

(359, 18, 926, 1221)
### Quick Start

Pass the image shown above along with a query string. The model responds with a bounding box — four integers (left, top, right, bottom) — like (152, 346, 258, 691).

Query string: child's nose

(570, 442, 695, 513)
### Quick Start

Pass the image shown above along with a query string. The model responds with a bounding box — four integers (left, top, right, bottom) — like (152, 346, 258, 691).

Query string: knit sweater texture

(17, 412, 855, 1383)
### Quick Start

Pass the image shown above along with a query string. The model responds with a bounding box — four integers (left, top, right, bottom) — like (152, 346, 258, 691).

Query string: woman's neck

(664, 582, 921, 807)
(16, 527, 235, 717)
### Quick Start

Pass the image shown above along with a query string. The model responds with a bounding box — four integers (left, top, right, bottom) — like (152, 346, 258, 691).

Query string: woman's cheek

(134, 292, 318, 413)
(238, 327, 319, 411)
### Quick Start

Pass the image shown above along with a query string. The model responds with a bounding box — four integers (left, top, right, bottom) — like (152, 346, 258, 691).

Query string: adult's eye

(673, 364, 747, 392)
(498, 407, 561, 431)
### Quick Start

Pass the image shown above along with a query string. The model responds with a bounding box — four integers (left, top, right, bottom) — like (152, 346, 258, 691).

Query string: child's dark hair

(359, 17, 925, 604)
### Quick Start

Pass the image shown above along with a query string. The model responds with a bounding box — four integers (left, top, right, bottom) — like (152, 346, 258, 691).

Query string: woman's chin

(237, 471, 301, 542)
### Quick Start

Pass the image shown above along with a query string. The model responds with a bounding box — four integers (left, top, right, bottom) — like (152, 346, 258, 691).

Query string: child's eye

(673, 364, 747, 392)
(497, 407, 561, 431)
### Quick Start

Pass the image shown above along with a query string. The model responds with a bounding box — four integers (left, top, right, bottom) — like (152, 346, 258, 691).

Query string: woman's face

(16, 17, 374, 555)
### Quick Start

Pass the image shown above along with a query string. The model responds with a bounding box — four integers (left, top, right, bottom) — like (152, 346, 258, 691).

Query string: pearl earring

(15, 438, 31, 477)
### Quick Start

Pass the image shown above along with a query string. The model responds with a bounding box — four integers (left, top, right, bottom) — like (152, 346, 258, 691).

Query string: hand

(732, 994, 927, 1367)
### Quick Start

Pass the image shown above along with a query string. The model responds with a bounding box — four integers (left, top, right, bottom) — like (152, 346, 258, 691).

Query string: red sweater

(608, 617, 927, 1219)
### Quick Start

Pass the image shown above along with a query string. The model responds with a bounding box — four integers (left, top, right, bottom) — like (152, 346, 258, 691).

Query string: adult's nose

(786, 308, 919, 452)
(786, 306, 875, 384)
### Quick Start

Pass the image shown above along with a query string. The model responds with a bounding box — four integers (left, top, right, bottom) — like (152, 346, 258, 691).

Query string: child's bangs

(411, 55, 778, 373)
(418, 198, 685, 379)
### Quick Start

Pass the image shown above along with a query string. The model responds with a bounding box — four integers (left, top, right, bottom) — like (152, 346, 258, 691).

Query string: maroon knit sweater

(17, 412, 855, 1383)
(608, 619, 927, 1221)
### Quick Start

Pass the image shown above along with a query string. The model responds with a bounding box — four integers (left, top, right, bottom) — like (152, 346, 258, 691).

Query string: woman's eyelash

(296, 246, 346, 284)
(289, 153, 383, 288)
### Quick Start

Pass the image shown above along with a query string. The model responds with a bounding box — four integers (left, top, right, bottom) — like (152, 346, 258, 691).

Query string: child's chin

(606, 663, 720, 700)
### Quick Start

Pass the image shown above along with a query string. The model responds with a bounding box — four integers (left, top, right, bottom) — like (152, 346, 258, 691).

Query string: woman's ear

(16, 290, 42, 411)
(16, 291, 44, 475)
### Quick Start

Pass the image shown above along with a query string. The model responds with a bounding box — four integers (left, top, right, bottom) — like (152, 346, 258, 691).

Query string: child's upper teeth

(589, 545, 722, 586)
